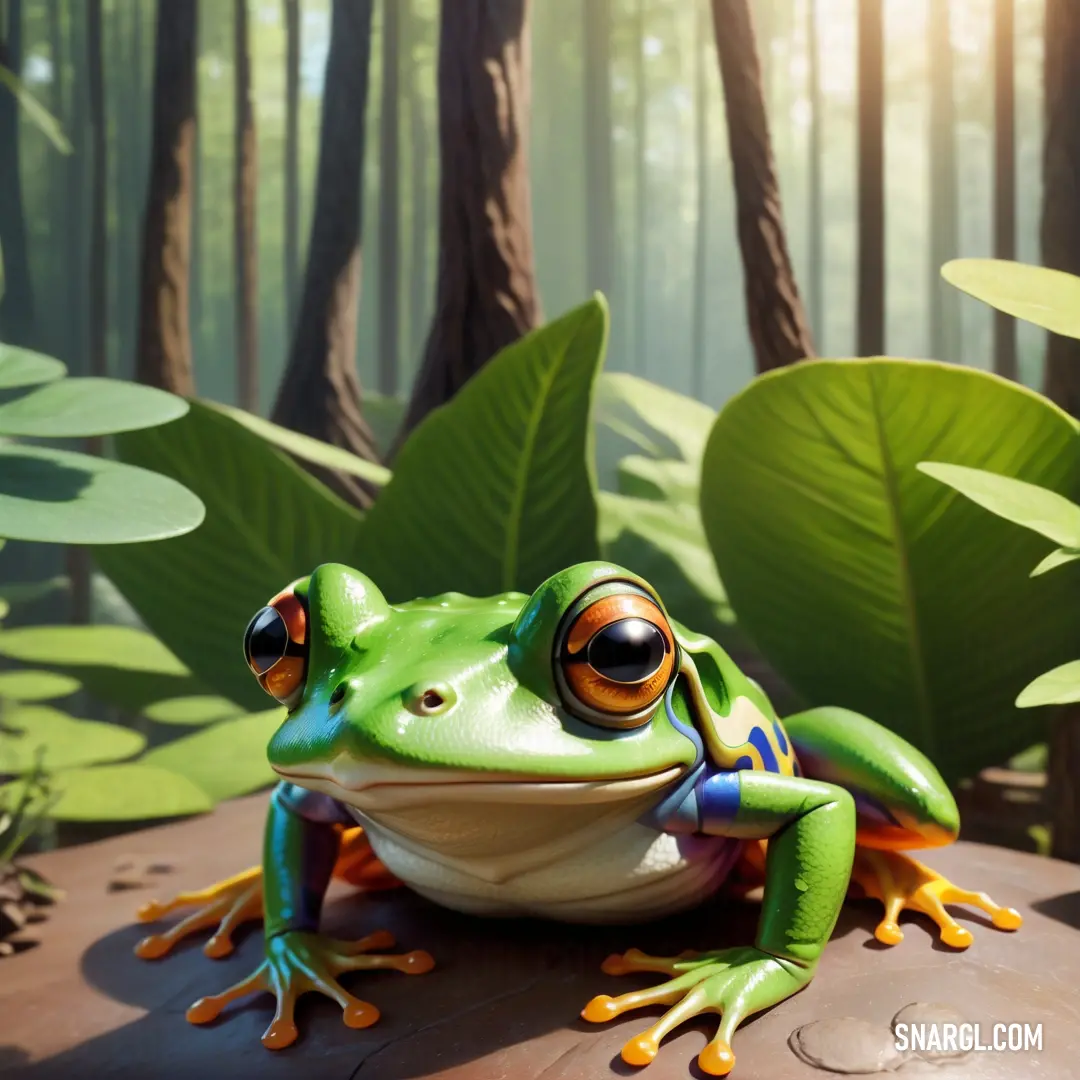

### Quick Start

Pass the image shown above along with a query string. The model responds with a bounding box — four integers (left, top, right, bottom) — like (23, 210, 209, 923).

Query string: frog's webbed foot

(135, 866, 263, 960)
(186, 929, 435, 1050)
(582, 946, 811, 1076)
(851, 848, 1023, 949)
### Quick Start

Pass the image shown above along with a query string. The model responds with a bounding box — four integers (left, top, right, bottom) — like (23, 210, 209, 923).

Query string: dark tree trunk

(856, 0, 885, 357)
(928, 0, 960, 364)
(46, 0, 68, 362)
(396, 0, 541, 444)
(1042, 0, 1080, 417)
(271, 0, 381, 509)
(234, 0, 258, 410)
(284, 0, 300, 338)
(406, 0, 428, 377)
(135, 0, 197, 395)
(709, 0, 814, 374)
(583, 0, 614, 301)
(806, 0, 823, 343)
(691, 0, 709, 398)
(377, 0, 400, 396)
(0, 0, 36, 348)
(993, 0, 1017, 379)
(632, 0, 647, 375)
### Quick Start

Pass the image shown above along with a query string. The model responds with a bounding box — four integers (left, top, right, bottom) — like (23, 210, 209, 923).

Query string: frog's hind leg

(135, 826, 401, 961)
(783, 706, 1022, 950)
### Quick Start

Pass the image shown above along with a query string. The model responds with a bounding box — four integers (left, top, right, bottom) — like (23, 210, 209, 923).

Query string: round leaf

(0, 378, 189, 438)
(355, 296, 607, 600)
(1017, 661, 1080, 708)
(37, 763, 213, 821)
(92, 399, 364, 709)
(0, 444, 206, 544)
(143, 695, 244, 726)
(701, 358, 1080, 783)
(0, 705, 145, 772)
(0, 670, 80, 702)
(0, 345, 66, 389)
(142, 709, 284, 800)
(942, 259, 1080, 339)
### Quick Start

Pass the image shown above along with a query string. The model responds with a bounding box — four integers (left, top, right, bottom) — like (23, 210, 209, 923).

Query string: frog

(135, 561, 1022, 1077)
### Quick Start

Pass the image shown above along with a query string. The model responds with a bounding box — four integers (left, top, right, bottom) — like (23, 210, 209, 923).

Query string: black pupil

(586, 618, 667, 684)
(245, 607, 289, 674)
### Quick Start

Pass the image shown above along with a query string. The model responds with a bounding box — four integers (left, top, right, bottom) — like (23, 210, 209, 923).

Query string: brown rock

(0, 794, 1078, 1079)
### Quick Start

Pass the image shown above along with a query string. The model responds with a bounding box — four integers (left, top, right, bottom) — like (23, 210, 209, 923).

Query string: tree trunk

(806, 0, 823, 343)
(271, 0, 381, 508)
(284, 0, 300, 338)
(0, 0, 37, 348)
(396, 0, 541, 444)
(406, 0, 428, 379)
(856, 0, 885, 357)
(928, 0, 960, 364)
(234, 0, 258, 410)
(45, 0, 68, 362)
(632, 0, 647, 375)
(135, 0, 197, 395)
(584, 0, 615, 302)
(1042, 0, 1080, 417)
(709, 0, 814, 374)
(377, 0, 400, 397)
(993, 0, 1017, 379)
(691, 0, 709, 398)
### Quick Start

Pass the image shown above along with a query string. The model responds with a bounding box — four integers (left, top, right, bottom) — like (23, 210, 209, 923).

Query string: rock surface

(2, 794, 1079, 1080)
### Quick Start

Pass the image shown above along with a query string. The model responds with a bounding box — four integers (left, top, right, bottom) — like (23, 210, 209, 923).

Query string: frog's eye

(557, 589, 676, 728)
(244, 587, 308, 707)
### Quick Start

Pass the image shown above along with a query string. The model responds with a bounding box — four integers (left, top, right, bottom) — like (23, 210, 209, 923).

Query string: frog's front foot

(851, 848, 1023, 949)
(135, 866, 264, 960)
(582, 945, 811, 1076)
(186, 929, 434, 1049)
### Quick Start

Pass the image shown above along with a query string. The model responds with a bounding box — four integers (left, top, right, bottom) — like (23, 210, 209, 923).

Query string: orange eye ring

(558, 590, 676, 726)
(244, 587, 309, 705)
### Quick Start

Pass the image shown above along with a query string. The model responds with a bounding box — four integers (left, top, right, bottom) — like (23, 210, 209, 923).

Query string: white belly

(360, 816, 743, 924)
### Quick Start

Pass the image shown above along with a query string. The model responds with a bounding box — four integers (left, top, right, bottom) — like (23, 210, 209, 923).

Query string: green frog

(135, 561, 1022, 1076)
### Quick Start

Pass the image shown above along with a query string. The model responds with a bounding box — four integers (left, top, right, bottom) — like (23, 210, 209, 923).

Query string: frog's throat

(272, 761, 686, 812)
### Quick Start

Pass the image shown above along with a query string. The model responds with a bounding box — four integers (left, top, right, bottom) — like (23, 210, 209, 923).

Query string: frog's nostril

(329, 684, 347, 706)
(405, 684, 455, 716)
(421, 690, 444, 710)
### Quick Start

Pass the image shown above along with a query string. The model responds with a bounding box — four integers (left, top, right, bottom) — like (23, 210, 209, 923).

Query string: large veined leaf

(0, 378, 189, 438)
(0, 625, 207, 712)
(354, 297, 607, 600)
(701, 358, 1080, 783)
(617, 456, 700, 505)
(0, 705, 145, 773)
(0, 670, 80, 702)
(93, 400, 364, 708)
(30, 763, 213, 821)
(202, 400, 391, 488)
(1017, 661, 1080, 708)
(0, 444, 206, 544)
(0, 345, 66, 388)
(942, 259, 1080, 339)
(142, 709, 283, 800)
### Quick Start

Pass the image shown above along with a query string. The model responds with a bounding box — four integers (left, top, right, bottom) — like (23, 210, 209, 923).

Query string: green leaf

(0, 705, 145, 772)
(0, 378, 189, 438)
(1017, 661, 1080, 708)
(1032, 547, 1080, 576)
(0, 345, 66, 388)
(0, 443, 206, 544)
(942, 258, 1080, 339)
(353, 297, 607, 600)
(364, 393, 406, 455)
(34, 763, 213, 821)
(142, 709, 283, 800)
(916, 463, 1080, 548)
(0, 625, 207, 712)
(1008, 742, 1048, 772)
(202, 400, 391, 488)
(93, 399, 364, 709)
(701, 358, 1080, 783)
(617, 456, 700, 505)
(0, 670, 80, 702)
(143, 695, 243, 727)
(0, 62, 73, 154)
